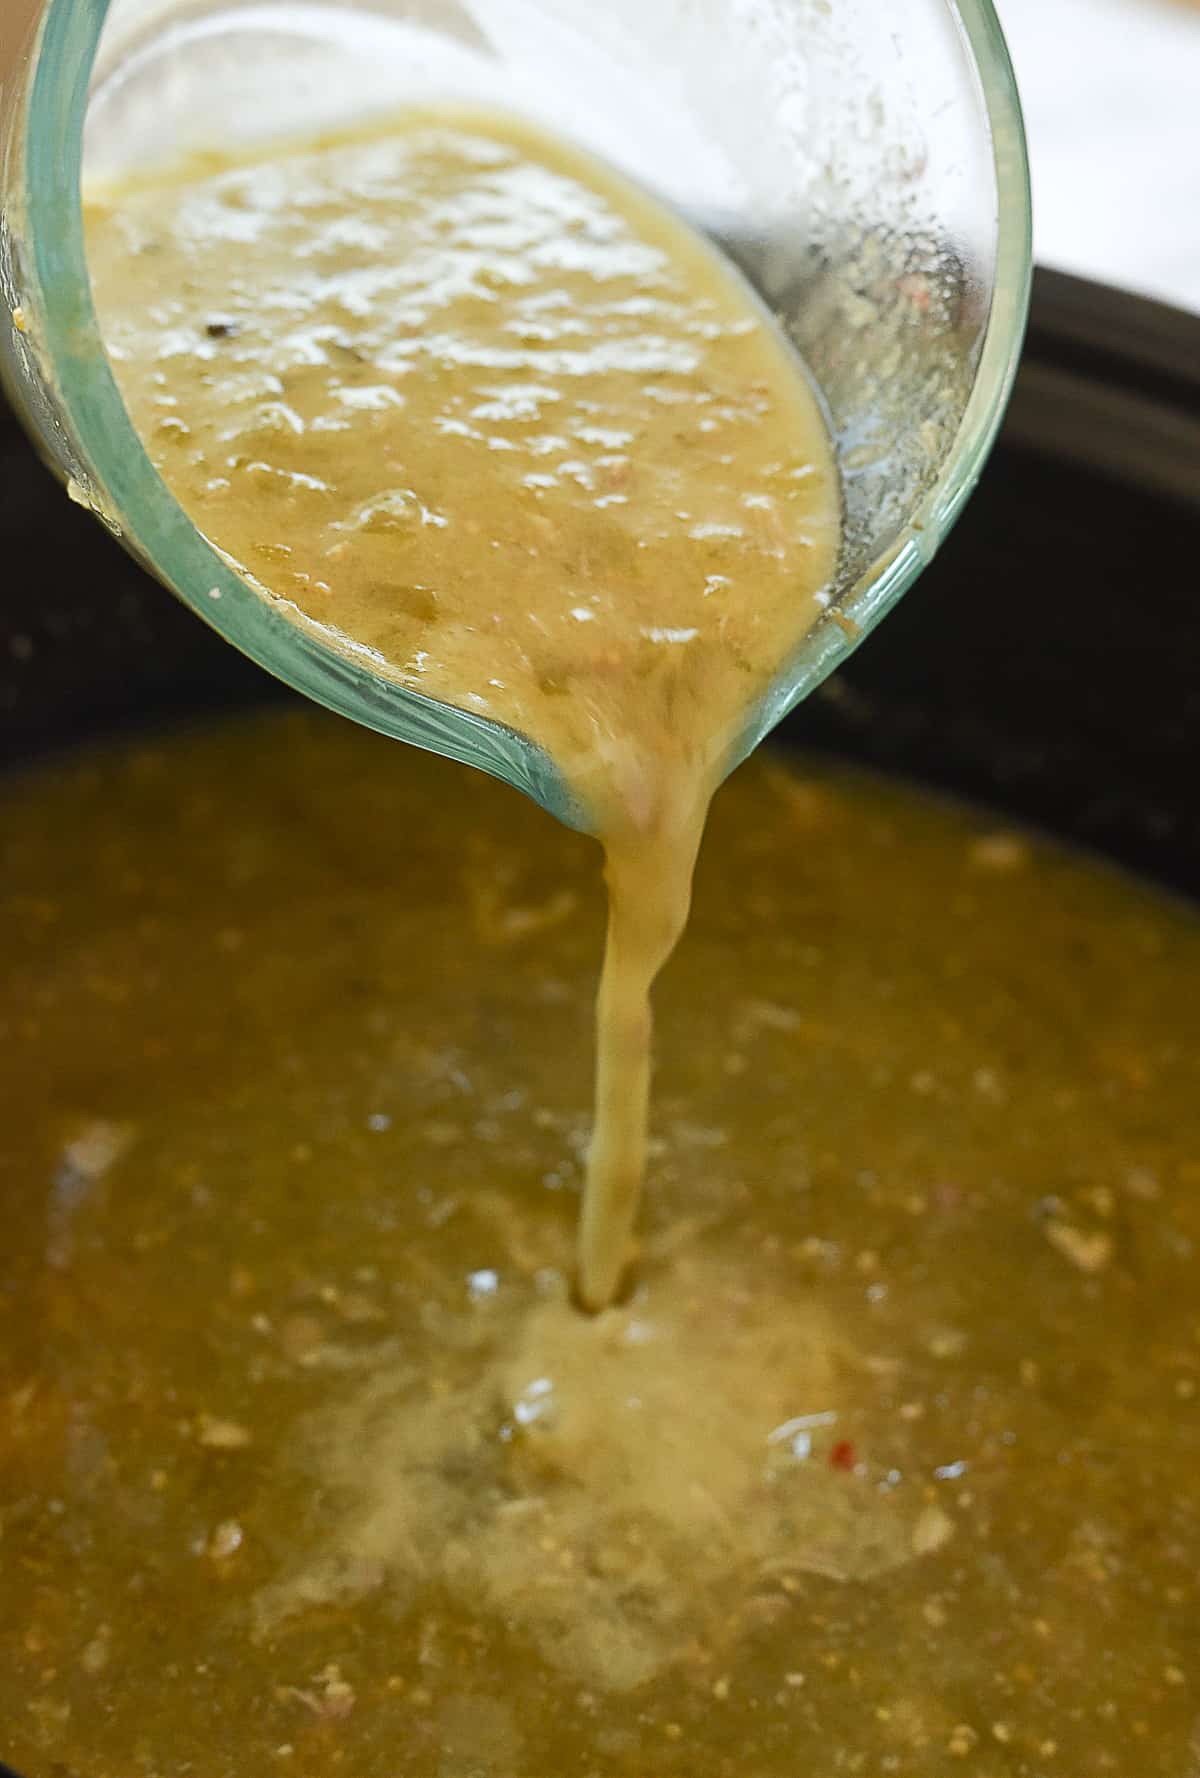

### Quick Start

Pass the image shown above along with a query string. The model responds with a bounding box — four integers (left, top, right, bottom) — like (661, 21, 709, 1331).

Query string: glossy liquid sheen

(1, 712, 1198, 1775)
(84, 111, 841, 1307)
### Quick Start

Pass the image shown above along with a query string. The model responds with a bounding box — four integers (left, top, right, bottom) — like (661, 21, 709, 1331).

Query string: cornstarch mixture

(84, 110, 841, 1306)
(1, 714, 1198, 1775)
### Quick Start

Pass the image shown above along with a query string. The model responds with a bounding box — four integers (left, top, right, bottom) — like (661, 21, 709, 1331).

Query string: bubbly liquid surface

(1, 712, 1198, 1775)
(85, 112, 840, 1302)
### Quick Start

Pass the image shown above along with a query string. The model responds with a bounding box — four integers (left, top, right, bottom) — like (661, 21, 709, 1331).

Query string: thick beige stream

(84, 109, 840, 1305)
(581, 783, 709, 1307)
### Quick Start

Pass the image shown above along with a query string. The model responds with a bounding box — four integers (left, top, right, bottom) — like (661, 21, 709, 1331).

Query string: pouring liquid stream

(84, 107, 841, 1305)
(582, 760, 710, 1308)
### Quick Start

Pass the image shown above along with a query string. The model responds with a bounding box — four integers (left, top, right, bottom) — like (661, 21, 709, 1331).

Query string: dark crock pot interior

(0, 265, 1198, 1778)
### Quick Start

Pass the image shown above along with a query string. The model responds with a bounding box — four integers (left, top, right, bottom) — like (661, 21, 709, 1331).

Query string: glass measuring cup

(0, 0, 1030, 831)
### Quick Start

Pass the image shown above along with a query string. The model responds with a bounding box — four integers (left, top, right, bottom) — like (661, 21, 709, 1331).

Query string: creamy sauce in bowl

(85, 109, 840, 1305)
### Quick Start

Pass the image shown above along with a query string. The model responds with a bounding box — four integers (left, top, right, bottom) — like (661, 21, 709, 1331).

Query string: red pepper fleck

(830, 1439, 856, 1472)
(897, 272, 932, 313)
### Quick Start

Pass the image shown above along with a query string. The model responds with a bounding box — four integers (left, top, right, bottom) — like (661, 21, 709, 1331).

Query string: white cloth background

(999, 0, 1200, 311)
